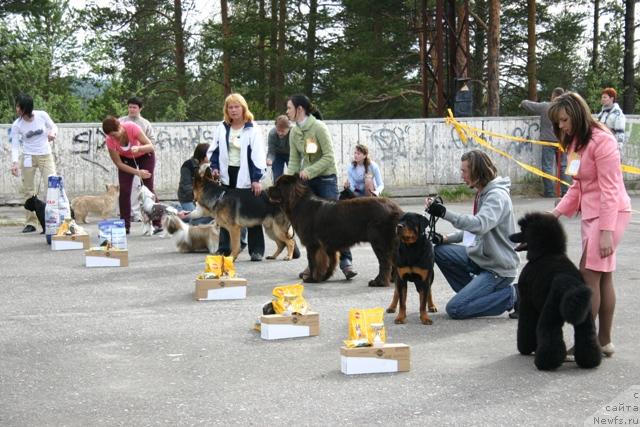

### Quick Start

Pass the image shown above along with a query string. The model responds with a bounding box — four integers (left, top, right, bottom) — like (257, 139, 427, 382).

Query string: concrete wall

(2, 116, 639, 202)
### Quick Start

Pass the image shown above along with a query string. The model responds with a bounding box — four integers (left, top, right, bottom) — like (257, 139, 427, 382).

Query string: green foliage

(0, 0, 637, 123)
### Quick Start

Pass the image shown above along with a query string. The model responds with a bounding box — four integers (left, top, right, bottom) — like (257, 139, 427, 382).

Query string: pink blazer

(555, 126, 631, 231)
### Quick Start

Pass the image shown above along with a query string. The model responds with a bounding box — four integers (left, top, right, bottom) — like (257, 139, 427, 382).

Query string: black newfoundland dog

(267, 174, 402, 287)
(510, 212, 601, 370)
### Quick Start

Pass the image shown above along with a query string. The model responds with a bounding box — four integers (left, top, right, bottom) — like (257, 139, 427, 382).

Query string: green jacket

(288, 115, 337, 179)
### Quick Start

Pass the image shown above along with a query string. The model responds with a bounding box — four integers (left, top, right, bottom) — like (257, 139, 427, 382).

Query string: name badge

(566, 151, 581, 176)
(305, 138, 318, 154)
(23, 154, 32, 168)
(463, 230, 476, 247)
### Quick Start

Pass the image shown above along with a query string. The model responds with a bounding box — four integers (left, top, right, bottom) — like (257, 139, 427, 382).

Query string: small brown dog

(71, 184, 119, 224)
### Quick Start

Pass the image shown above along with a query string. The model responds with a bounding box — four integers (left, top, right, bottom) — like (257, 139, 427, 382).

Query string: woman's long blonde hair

(223, 93, 254, 124)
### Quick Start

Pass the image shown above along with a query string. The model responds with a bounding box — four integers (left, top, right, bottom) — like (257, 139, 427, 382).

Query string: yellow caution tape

(445, 110, 639, 181)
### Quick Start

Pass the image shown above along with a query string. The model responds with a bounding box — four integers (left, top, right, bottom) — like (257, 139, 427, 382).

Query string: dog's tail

(554, 276, 592, 325)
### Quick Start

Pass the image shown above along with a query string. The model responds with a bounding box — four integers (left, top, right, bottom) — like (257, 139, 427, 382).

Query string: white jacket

(207, 121, 267, 188)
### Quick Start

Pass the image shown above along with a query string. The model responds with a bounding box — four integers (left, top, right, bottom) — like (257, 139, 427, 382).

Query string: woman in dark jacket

(178, 143, 211, 224)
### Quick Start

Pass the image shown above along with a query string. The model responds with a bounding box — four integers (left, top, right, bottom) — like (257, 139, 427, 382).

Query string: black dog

(24, 195, 46, 234)
(267, 174, 402, 286)
(386, 212, 436, 324)
(509, 212, 601, 370)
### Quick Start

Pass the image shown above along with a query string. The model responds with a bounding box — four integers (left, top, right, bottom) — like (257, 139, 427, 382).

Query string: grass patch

(435, 185, 475, 203)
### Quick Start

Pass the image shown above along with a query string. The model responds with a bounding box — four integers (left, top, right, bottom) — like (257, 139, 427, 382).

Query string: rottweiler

(387, 212, 437, 324)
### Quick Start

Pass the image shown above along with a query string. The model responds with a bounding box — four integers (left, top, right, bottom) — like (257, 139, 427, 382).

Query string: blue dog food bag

(97, 219, 127, 249)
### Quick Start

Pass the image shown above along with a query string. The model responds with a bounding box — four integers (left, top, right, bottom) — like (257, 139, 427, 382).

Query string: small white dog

(138, 185, 177, 236)
(163, 214, 219, 253)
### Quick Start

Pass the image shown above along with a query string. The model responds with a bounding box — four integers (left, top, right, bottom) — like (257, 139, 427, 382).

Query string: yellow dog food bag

(271, 284, 308, 315)
(203, 255, 236, 278)
(343, 308, 386, 348)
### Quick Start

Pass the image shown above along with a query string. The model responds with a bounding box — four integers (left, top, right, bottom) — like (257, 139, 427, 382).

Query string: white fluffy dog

(163, 214, 219, 253)
(138, 185, 177, 236)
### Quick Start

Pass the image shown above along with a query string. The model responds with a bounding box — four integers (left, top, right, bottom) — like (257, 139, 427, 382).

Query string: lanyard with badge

(566, 151, 580, 176)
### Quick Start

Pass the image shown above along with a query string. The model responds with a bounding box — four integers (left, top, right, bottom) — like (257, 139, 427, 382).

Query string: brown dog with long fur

(267, 174, 402, 287)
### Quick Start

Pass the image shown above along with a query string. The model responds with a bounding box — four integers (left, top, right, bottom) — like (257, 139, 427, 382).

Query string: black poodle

(510, 212, 601, 370)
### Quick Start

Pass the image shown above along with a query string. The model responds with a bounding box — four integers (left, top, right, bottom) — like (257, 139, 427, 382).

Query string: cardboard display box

(340, 343, 410, 375)
(51, 234, 91, 251)
(194, 277, 248, 301)
(84, 249, 129, 267)
(260, 312, 319, 340)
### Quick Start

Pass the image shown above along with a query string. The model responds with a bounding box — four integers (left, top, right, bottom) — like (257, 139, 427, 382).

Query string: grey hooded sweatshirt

(443, 176, 520, 278)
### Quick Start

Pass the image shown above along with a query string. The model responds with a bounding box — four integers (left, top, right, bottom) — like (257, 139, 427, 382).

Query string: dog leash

(424, 194, 443, 241)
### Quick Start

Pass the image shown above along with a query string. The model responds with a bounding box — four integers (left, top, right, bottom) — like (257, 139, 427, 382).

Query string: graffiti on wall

(71, 128, 109, 172)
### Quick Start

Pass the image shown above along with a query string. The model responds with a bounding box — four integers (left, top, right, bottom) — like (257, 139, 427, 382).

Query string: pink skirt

(581, 212, 631, 272)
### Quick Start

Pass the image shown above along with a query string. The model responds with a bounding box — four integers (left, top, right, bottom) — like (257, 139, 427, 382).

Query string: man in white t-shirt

(119, 96, 156, 224)
(9, 94, 57, 233)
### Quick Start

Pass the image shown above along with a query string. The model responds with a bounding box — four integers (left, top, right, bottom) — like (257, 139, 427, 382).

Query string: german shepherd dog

(191, 168, 300, 261)
(267, 174, 403, 287)
(386, 212, 437, 325)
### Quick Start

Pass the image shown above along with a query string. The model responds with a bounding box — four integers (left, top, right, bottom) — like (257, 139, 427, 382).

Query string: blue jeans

(271, 152, 289, 183)
(434, 243, 515, 319)
(180, 201, 213, 225)
(306, 174, 352, 269)
(541, 147, 570, 197)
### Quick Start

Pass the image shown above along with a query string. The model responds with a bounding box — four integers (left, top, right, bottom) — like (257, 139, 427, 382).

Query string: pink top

(555, 126, 631, 231)
(105, 121, 144, 159)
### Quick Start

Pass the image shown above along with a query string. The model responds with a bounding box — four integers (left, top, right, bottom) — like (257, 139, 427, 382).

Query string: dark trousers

(306, 174, 352, 269)
(119, 153, 159, 231)
(271, 152, 289, 183)
(217, 166, 264, 256)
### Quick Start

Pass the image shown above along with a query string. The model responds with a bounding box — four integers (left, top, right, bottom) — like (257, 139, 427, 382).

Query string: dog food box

(340, 343, 410, 375)
(194, 277, 248, 301)
(51, 233, 91, 251)
(260, 312, 319, 340)
(84, 249, 129, 267)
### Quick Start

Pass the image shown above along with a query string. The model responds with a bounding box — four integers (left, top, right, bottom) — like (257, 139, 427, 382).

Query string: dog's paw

(386, 307, 396, 313)
(266, 255, 276, 260)
(394, 316, 407, 324)
(428, 305, 438, 313)
(420, 315, 433, 325)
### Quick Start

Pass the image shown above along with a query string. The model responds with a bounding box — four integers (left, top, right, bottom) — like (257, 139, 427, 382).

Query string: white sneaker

(601, 343, 615, 357)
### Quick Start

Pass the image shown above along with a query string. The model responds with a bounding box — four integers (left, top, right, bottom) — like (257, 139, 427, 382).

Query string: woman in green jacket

(286, 94, 357, 280)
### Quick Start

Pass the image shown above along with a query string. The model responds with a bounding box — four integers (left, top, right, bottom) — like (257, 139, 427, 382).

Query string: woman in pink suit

(549, 92, 631, 357)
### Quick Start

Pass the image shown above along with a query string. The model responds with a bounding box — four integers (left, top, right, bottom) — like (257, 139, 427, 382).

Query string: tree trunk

(419, 0, 428, 117)
(622, 0, 635, 113)
(303, 0, 317, 97)
(526, 0, 536, 100)
(173, 0, 187, 99)
(268, 0, 277, 110)
(471, 0, 486, 116)
(221, 0, 231, 97)
(487, 0, 500, 116)
(258, 0, 266, 104)
(591, 0, 599, 72)
(275, 0, 286, 112)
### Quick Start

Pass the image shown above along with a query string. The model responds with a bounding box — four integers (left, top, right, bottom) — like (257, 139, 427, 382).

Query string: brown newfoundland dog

(267, 174, 402, 287)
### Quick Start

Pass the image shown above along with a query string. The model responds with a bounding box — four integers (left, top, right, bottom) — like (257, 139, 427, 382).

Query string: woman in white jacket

(9, 94, 58, 233)
(207, 93, 267, 261)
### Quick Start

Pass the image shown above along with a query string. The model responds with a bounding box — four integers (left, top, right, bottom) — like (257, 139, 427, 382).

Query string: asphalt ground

(1, 197, 639, 426)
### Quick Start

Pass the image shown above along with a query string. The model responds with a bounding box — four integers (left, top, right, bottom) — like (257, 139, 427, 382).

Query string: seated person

(343, 144, 384, 197)
(177, 143, 212, 225)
